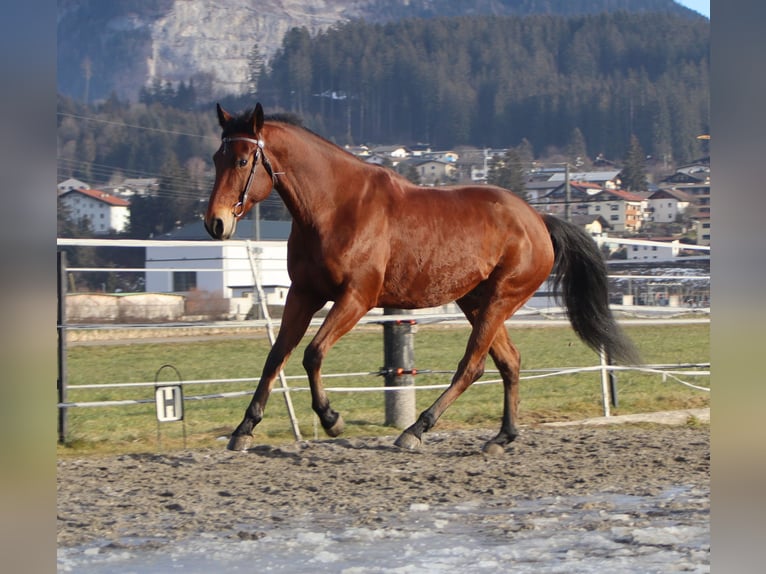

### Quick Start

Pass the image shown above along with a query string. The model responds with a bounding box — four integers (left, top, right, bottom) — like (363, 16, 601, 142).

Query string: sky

(676, 0, 710, 18)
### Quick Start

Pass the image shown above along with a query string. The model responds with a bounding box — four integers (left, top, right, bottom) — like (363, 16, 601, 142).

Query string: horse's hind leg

(394, 298, 510, 450)
(455, 296, 522, 453)
(482, 328, 521, 456)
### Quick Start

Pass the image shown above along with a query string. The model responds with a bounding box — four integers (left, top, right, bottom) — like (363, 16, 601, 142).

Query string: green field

(58, 322, 709, 455)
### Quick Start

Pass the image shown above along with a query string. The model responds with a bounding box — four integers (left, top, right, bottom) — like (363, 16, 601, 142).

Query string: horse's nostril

(205, 217, 225, 239)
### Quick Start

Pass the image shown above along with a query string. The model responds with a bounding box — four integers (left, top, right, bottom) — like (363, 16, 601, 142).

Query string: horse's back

(391, 183, 551, 255)
(376, 182, 553, 308)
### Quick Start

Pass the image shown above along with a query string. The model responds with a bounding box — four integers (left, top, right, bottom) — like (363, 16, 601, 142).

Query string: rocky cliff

(57, 0, 698, 102)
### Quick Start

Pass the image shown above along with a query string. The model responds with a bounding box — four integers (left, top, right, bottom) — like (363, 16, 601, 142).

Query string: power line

(57, 157, 288, 213)
(57, 159, 209, 201)
(57, 112, 218, 141)
(56, 111, 289, 214)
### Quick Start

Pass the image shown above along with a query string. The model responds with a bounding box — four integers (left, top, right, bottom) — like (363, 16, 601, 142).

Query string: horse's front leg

(228, 288, 323, 451)
(303, 290, 371, 437)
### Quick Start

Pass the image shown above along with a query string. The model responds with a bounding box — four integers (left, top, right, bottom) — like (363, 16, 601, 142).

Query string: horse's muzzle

(204, 216, 234, 240)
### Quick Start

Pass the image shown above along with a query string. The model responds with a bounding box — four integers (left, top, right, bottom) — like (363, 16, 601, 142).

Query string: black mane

(223, 107, 304, 138)
(267, 112, 304, 126)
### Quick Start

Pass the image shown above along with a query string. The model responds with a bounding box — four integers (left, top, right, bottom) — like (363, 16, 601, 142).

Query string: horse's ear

(253, 103, 265, 134)
(216, 103, 231, 128)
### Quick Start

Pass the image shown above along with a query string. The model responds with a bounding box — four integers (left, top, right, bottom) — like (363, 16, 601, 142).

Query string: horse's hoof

(227, 434, 251, 451)
(394, 431, 421, 451)
(324, 414, 345, 437)
(482, 442, 506, 457)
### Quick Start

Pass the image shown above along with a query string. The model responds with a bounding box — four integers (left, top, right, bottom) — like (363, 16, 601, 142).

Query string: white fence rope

(58, 363, 709, 408)
(57, 238, 710, 417)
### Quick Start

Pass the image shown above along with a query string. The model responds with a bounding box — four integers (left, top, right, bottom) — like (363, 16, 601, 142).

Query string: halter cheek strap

(222, 136, 279, 218)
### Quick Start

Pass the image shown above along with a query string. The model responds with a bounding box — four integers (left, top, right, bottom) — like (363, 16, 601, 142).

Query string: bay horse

(205, 103, 637, 454)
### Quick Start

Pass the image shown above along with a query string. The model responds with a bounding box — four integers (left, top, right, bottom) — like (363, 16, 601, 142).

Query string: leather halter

(221, 136, 279, 218)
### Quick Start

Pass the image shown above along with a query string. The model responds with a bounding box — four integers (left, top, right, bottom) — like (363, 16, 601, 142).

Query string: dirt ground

(57, 419, 709, 549)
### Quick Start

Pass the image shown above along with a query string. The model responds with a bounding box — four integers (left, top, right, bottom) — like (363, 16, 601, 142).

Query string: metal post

(607, 350, 618, 408)
(57, 251, 68, 444)
(599, 347, 617, 416)
(382, 309, 416, 429)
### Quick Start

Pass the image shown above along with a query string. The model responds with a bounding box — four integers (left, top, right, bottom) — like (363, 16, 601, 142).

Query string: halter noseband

(222, 136, 279, 218)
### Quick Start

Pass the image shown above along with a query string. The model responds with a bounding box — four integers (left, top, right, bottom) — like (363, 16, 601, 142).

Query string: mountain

(57, 0, 704, 103)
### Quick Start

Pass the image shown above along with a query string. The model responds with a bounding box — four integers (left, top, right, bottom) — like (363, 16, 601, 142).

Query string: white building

(626, 239, 681, 261)
(58, 188, 130, 234)
(646, 188, 692, 223)
(144, 220, 292, 318)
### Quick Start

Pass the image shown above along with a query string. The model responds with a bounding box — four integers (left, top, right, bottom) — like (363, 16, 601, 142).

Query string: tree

(255, 12, 708, 162)
(127, 153, 203, 238)
(175, 80, 197, 110)
(247, 42, 267, 98)
(396, 161, 421, 185)
(620, 134, 648, 191)
(566, 127, 589, 169)
(57, 197, 94, 238)
(488, 148, 526, 199)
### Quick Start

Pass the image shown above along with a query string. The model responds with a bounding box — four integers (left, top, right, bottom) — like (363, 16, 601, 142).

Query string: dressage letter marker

(155, 385, 184, 422)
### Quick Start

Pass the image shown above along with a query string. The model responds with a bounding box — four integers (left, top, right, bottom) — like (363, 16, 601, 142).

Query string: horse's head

(205, 103, 276, 240)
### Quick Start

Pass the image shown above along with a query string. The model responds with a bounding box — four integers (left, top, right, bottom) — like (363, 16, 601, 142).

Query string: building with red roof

(58, 188, 130, 234)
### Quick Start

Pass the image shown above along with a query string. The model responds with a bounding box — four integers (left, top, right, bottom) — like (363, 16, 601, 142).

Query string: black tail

(543, 214, 640, 365)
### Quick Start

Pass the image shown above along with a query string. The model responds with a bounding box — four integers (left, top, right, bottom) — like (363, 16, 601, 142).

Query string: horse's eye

(238, 158, 248, 168)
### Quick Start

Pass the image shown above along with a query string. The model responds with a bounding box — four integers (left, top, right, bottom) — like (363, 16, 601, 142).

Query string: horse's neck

(266, 124, 347, 228)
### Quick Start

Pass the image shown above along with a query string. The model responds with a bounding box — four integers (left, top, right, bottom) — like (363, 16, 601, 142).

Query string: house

(673, 158, 710, 181)
(454, 147, 503, 183)
(369, 145, 410, 160)
(58, 188, 130, 234)
(646, 188, 693, 223)
(430, 150, 459, 163)
(570, 214, 612, 237)
(344, 144, 370, 157)
(144, 219, 293, 318)
(659, 163, 711, 244)
(659, 166, 709, 189)
(364, 154, 392, 167)
(110, 177, 159, 199)
(408, 143, 433, 156)
(537, 181, 604, 217)
(587, 188, 645, 233)
(470, 164, 489, 183)
(524, 180, 561, 203)
(695, 218, 711, 246)
(527, 169, 621, 207)
(546, 170, 622, 188)
(415, 159, 457, 185)
(57, 178, 89, 194)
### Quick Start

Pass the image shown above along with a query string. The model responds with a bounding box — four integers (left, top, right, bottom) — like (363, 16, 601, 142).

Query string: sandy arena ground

(57, 415, 709, 550)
